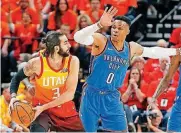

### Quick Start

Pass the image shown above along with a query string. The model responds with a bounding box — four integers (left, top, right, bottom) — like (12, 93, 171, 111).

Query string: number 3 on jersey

(52, 88, 60, 99)
(106, 73, 114, 84)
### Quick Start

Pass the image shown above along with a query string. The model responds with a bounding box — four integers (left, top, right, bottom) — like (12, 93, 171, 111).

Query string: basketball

(11, 101, 35, 127)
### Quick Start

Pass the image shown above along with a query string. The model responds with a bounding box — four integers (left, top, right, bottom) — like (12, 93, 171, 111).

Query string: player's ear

(54, 46, 59, 52)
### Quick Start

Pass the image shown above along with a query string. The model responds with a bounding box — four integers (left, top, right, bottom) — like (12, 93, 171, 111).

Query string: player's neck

(111, 37, 125, 50)
(48, 54, 63, 64)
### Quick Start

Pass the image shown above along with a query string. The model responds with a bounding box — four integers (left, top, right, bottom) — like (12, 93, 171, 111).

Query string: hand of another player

(99, 6, 118, 27)
(14, 124, 23, 132)
(33, 106, 45, 121)
(9, 97, 19, 114)
(148, 98, 158, 110)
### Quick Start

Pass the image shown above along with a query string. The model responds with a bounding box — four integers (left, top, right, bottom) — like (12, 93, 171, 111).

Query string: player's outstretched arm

(152, 55, 180, 102)
(74, 6, 118, 46)
(42, 56, 80, 110)
(129, 41, 180, 59)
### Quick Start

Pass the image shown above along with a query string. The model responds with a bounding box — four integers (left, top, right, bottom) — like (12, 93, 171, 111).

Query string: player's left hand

(148, 98, 158, 110)
(33, 105, 45, 121)
(99, 6, 118, 27)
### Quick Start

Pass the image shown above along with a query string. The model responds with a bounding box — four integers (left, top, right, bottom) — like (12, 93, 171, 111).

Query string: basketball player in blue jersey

(74, 6, 181, 132)
(149, 55, 181, 132)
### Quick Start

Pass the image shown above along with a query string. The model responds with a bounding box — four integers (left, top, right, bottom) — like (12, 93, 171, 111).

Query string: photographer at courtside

(135, 109, 165, 132)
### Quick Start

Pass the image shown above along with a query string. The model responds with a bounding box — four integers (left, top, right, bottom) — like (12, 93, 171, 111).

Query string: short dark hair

(114, 16, 131, 27)
(41, 31, 64, 56)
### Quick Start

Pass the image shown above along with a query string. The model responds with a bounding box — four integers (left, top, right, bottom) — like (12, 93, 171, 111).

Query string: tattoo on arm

(153, 79, 169, 99)
(24, 61, 35, 76)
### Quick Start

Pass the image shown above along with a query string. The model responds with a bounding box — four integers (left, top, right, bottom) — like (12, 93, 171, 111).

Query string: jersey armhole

(94, 35, 108, 57)
(68, 55, 72, 72)
(128, 42, 131, 66)
(36, 56, 43, 79)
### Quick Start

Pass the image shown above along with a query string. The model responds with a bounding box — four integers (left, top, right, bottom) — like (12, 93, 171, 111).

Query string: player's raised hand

(99, 6, 118, 27)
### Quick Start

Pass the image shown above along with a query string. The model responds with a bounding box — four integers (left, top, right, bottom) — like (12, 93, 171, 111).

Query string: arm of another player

(129, 41, 180, 59)
(9, 57, 40, 109)
(151, 55, 180, 104)
(41, 56, 80, 110)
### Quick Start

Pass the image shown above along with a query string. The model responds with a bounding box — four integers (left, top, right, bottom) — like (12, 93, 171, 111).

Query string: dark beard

(58, 47, 69, 57)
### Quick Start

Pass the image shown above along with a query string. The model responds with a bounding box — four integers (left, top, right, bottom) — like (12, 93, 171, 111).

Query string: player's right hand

(147, 98, 158, 110)
(9, 97, 19, 114)
(14, 124, 23, 132)
(99, 6, 118, 27)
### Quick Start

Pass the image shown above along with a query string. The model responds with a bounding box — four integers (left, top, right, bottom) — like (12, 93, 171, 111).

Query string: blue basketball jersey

(176, 65, 181, 96)
(86, 36, 130, 91)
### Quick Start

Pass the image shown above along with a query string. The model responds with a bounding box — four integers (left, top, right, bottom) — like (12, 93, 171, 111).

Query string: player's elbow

(74, 31, 94, 45)
(67, 89, 75, 101)
(74, 31, 83, 43)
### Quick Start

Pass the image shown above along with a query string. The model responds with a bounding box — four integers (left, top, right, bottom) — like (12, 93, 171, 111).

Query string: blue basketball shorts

(79, 85, 128, 132)
(167, 96, 181, 132)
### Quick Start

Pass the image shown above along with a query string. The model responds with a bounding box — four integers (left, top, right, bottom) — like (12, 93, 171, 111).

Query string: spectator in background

(58, 24, 76, 48)
(59, 24, 72, 39)
(68, 0, 90, 14)
(168, 22, 181, 48)
(1, 8, 8, 23)
(148, 57, 170, 82)
(73, 14, 93, 71)
(102, 0, 137, 20)
(144, 39, 168, 73)
(0, 87, 24, 132)
(8, 10, 43, 72)
(1, 21, 11, 82)
(1, 0, 18, 13)
(33, 0, 52, 14)
(11, 0, 39, 24)
(147, 109, 164, 132)
(75, 14, 93, 33)
(86, 0, 104, 23)
(48, 0, 77, 31)
(123, 56, 150, 84)
(148, 57, 179, 83)
(136, 109, 164, 132)
(120, 67, 148, 121)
